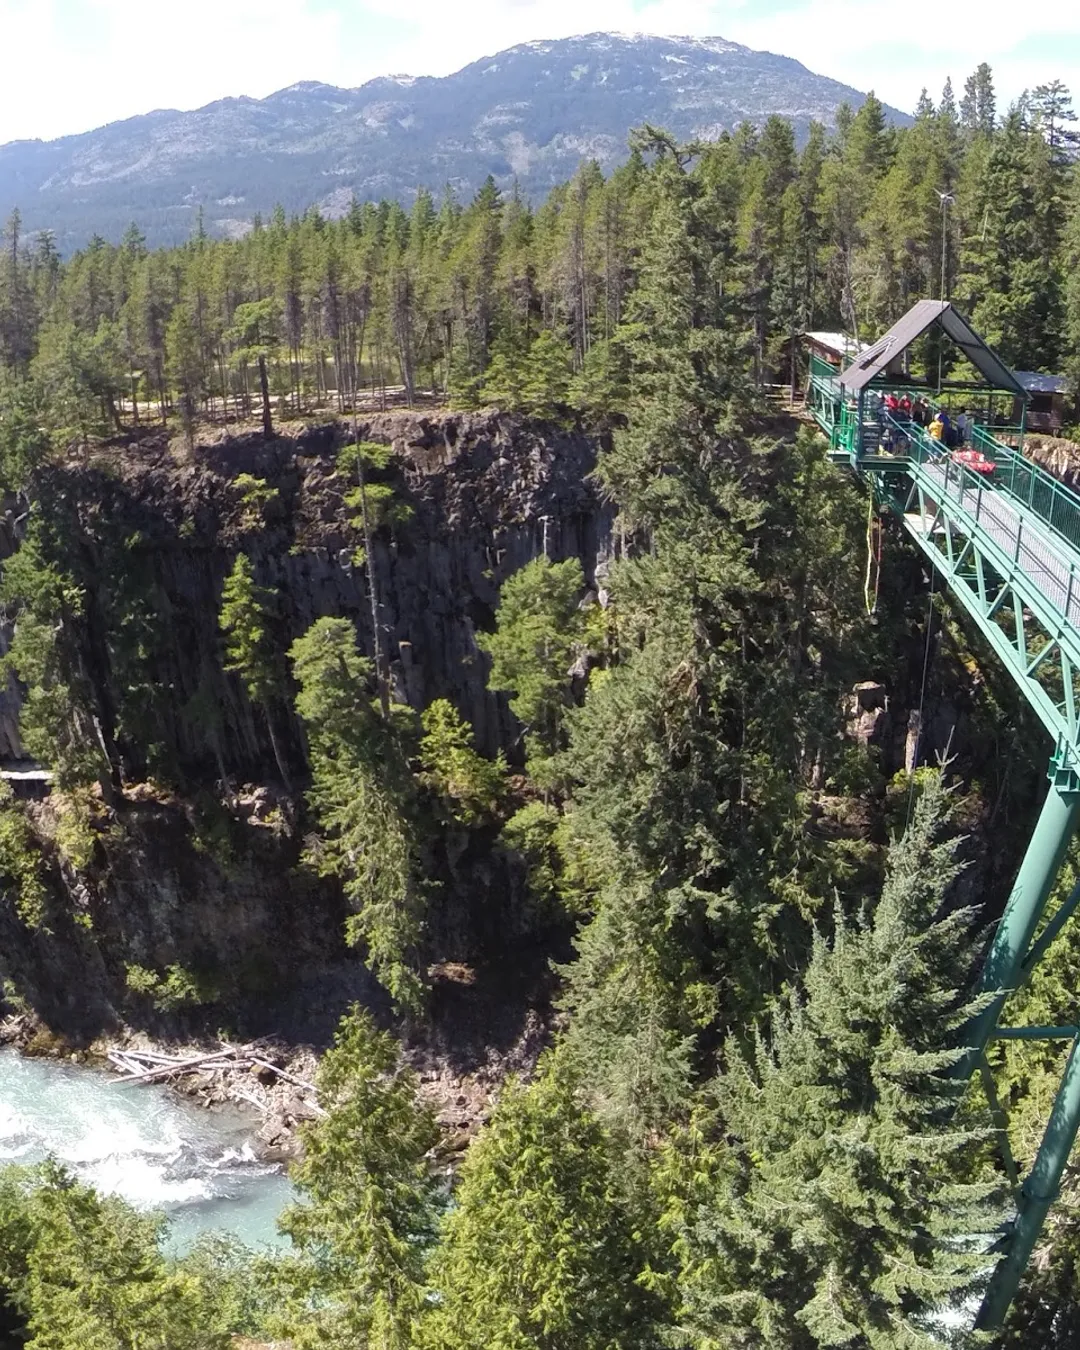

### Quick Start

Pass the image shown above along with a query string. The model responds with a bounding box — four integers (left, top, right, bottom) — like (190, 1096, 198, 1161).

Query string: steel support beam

(958, 782, 1080, 1082)
(976, 1033, 1080, 1329)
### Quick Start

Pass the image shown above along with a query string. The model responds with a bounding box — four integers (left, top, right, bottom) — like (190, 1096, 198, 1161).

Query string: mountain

(0, 32, 910, 252)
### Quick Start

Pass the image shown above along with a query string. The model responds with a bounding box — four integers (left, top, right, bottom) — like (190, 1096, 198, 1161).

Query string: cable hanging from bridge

(864, 487, 883, 617)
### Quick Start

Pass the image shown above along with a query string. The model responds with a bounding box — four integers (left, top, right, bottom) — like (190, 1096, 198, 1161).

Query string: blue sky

(0, 0, 1074, 143)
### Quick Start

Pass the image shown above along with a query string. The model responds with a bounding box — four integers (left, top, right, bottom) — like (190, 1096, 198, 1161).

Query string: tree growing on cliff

(418, 698, 505, 825)
(478, 555, 585, 781)
(337, 440, 414, 720)
(273, 1007, 439, 1350)
(219, 551, 291, 789)
(0, 378, 52, 492)
(0, 518, 116, 799)
(289, 617, 427, 1012)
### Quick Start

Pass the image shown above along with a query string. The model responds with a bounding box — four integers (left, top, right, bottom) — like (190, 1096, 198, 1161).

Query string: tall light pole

(936, 190, 954, 301)
(936, 190, 955, 392)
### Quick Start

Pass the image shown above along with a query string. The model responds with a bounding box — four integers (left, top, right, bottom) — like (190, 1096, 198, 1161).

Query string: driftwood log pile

(106, 1043, 327, 1117)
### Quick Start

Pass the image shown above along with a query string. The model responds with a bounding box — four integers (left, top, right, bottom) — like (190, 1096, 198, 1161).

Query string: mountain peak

(0, 30, 910, 252)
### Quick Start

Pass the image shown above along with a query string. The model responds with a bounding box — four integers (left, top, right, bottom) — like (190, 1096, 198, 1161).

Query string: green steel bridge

(807, 301, 1080, 1329)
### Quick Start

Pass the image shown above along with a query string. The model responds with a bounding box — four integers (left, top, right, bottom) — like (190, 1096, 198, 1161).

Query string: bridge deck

(920, 458, 1080, 635)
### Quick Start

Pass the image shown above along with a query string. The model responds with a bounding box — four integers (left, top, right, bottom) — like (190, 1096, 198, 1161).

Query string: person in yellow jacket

(928, 413, 945, 441)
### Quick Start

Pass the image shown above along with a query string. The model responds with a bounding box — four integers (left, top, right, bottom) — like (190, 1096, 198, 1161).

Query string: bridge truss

(808, 313, 1080, 1328)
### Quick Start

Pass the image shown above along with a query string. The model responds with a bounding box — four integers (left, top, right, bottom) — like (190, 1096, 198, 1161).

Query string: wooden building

(1014, 372, 1072, 434)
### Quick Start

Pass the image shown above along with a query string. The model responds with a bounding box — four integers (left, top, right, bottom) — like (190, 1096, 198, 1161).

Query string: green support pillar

(976, 1033, 1080, 1328)
(959, 779, 1080, 1082)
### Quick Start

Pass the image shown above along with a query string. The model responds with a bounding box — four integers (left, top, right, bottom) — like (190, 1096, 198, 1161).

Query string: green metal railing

(968, 422, 1080, 557)
(808, 354, 841, 383)
(807, 378, 1080, 566)
(809, 371, 1080, 1330)
(880, 414, 1080, 754)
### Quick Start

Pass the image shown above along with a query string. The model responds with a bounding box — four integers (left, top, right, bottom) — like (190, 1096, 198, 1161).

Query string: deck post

(958, 777, 1080, 1083)
(976, 1033, 1080, 1329)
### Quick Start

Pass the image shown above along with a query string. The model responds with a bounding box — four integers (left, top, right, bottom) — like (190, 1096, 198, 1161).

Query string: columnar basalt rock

(0, 413, 612, 1043)
(1, 411, 614, 781)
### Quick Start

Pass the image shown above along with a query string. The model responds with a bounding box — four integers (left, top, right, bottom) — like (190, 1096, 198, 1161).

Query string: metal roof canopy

(839, 300, 1026, 398)
(1015, 371, 1070, 395)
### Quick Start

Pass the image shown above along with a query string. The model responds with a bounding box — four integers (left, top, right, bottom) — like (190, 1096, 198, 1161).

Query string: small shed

(805, 331, 862, 371)
(1014, 372, 1072, 434)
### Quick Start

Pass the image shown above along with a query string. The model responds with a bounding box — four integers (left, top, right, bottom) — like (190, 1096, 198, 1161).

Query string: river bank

(0, 993, 550, 1168)
(0, 1014, 319, 1163)
(0, 1043, 293, 1251)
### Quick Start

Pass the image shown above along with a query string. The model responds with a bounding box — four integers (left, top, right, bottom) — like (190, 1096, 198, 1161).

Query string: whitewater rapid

(0, 1047, 293, 1251)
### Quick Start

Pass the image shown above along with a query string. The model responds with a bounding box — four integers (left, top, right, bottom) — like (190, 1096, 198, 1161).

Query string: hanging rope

(905, 564, 939, 829)
(864, 490, 883, 616)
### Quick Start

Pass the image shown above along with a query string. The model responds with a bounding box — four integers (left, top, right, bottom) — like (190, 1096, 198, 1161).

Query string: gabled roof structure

(839, 299, 1025, 397)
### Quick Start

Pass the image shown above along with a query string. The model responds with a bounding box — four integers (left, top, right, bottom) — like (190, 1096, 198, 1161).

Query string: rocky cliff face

(0, 411, 612, 1043)
(1, 409, 613, 777)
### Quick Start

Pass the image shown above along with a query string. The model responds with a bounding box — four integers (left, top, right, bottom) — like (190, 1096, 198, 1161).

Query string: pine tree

(422, 1060, 662, 1350)
(664, 773, 1001, 1348)
(0, 517, 116, 796)
(963, 109, 1065, 370)
(477, 555, 585, 776)
(1031, 81, 1080, 168)
(0, 378, 52, 492)
(218, 552, 291, 788)
(418, 699, 505, 825)
(165, 303, 204, 446)
(519, 328, 572, 418)
(275, 1007, 439, 1350)
(17, 1161, 219, 1350)
(289, 617, 426, 1012)
(961, 63, 997, 137)
(599, 152, 754, 532)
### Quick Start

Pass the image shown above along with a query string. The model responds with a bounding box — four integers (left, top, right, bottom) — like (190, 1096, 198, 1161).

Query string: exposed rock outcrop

(0, 412, 611, 1046)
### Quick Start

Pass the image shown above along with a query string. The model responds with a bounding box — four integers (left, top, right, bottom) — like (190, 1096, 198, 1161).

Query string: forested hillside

(1, 61, 1080, 1348)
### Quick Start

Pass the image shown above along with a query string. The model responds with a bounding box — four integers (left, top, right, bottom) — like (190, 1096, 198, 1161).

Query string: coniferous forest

(2, 63, 1080, 1349)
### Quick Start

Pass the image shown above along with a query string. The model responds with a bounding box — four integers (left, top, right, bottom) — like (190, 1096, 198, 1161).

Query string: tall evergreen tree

(961, 63, 997, 137)
(275, 1007, 439, 1350)
(423, 1060, 661, 1350)
(289, 617, 426, 1012)
(218, 552, 291, 788)
(663, 774, 1001, 1348)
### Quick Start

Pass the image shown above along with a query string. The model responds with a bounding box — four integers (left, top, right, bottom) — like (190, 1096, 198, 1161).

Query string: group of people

(875, 390, 971, 452)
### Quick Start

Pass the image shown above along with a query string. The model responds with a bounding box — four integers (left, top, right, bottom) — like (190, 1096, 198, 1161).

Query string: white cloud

(721, 0, 1080, 112)
(0, 0, 344, 141)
